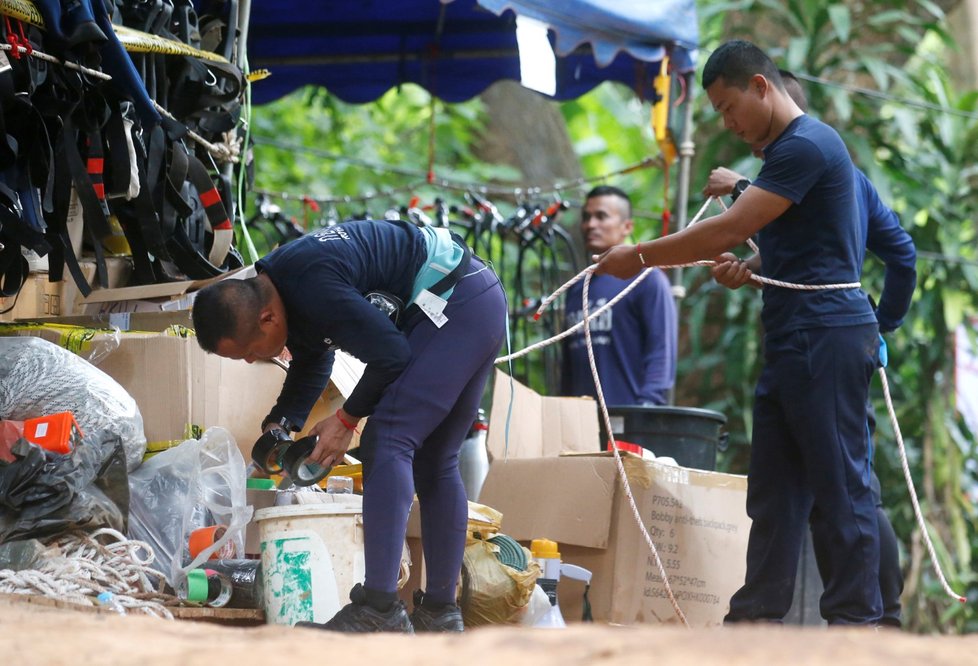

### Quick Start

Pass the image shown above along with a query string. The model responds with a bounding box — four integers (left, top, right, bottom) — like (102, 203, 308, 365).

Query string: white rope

(582, 270, 690, 627)
(0, 529, 175, 619)
(152, 101, 239, 163)
(0, 43, 111, 80)
(878, 368, 966, 603)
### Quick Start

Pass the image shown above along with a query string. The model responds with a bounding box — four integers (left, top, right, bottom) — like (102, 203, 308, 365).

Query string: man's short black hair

(702, 40, 783, 91)
(778, 69, 809, 112)
(192, 278, 268, 353)
(585, 185, 632, 218)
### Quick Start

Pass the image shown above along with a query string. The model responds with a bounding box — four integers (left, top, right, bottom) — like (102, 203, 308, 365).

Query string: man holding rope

(595, 40, 883, 625)
(704, 70, 916, 628)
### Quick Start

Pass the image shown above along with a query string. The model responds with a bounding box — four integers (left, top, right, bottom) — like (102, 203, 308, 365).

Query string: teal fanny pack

(409, 226, 471, 304)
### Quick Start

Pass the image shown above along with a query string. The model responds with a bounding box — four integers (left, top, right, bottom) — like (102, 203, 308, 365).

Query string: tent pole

(668, 70, 696, 405)
(237, 0, 252, 64)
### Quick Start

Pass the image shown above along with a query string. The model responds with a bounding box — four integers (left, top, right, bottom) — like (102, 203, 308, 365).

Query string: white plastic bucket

(255, 496, 366, 625)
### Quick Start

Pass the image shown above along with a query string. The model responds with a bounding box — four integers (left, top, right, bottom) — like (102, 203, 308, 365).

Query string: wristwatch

(261, 414, 297, 433)
(731, 178, 751, 202)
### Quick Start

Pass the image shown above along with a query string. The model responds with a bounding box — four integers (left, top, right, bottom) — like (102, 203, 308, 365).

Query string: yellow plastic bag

(459, 535, 540, 626)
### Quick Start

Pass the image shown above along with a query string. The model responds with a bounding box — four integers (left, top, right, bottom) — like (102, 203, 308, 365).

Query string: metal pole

(237, 0, 252, 65)
(668, 70, 696, 405)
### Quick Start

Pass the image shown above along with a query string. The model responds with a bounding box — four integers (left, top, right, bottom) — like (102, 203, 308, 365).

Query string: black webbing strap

(103, 106, 132, 197)
(161, 152, 233, 279)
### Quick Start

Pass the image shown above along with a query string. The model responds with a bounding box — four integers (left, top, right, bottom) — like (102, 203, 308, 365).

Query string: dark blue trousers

(726, 324, 882, 625)
(358, 259, 506, 605)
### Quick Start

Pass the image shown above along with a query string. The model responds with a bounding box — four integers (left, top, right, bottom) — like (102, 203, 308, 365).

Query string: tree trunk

(475, 81, 583, 187)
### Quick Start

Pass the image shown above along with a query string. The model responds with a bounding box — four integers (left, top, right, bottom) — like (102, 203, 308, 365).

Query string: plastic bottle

(458, 409, 490, 501)
(326, 475, 354, 494)
(530, 538, 566, 628)
(529, 538, 593, 628)
(95, 590, 127, 616)
(179, 568, 233, 608)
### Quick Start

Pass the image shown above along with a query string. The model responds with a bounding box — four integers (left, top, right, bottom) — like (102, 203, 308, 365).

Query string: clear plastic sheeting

(127, 427, 251, 589)
(0, 337, 146, 471)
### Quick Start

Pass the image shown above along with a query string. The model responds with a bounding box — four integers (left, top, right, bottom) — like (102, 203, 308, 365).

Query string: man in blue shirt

(561, 185, 677, 406)
(595, 40, 883, 625)
(705, 70, 916, 628)
(192, 219, 507, 633)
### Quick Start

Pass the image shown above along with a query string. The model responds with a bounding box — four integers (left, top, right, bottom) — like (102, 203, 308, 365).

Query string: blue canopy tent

(242, 0, 701, 237)
(244, 0, 698, 105)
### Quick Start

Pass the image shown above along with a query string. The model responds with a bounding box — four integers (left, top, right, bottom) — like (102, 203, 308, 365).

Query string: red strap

(335, 409, 360, 434)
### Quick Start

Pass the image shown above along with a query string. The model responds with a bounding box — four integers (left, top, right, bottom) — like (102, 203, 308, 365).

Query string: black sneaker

(410, 590, 464, 633)
(295, 584, 413, 633)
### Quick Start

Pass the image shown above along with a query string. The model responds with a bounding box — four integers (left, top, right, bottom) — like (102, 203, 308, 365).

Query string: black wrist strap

(261, 414, 297, 433)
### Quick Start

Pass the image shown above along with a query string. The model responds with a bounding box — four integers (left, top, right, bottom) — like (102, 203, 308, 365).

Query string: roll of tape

(252, 429, 292, 474)
(282, 435, 331, 487)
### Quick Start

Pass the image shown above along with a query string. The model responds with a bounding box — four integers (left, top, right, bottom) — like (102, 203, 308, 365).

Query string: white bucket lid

(255, 496, 363, 521)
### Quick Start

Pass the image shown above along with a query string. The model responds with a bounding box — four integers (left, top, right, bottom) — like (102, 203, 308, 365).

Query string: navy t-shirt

(256, 219, 428, 425)
(753, 115, 876, 337)
(560, 269, 677, 405)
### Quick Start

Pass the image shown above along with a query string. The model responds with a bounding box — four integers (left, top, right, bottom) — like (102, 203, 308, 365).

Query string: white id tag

(415, 288, 449, 328)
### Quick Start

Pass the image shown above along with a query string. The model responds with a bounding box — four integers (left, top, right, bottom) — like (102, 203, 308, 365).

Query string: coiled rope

(495, 196, 965, 625)
(0, 528, 175, 618)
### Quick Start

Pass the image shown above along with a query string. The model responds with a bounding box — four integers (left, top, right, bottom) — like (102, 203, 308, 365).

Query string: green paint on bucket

(264, 536, 314, 623)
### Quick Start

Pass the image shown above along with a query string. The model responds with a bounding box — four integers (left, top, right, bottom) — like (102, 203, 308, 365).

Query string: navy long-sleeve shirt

(560, 268, 677, 405)
(256, 220, 428, 428)
(854, 168, 917, 332)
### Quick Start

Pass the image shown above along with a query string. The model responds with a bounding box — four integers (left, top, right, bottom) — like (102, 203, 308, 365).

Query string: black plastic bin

(599, 405, 727, 471)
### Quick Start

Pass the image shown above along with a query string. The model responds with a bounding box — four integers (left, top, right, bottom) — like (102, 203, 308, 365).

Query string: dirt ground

(1, 595, 976, 666)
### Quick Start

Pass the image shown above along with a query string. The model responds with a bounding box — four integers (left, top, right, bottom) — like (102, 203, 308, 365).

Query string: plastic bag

(459, 536, 540, 626)
(127, 427, 251, 588)
(0, 431, 130, 543)
(0, 337, 146, 471)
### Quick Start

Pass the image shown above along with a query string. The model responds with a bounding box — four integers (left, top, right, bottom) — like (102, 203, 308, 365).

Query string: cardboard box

(479, 453, 749, 627)
(2, 324, 284, 454)
(26, 310, 194, 332)
(477, 372, 750, 627)
(1, 318, 366, 462)
(0, 258, 131, 322)
(80, 267, 244, 315)
(486, 369, 601, 459)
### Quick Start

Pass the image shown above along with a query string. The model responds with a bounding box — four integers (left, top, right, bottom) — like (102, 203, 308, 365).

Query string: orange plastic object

(606, 439, 644, 456)
(22, 412, 84, 455)
(188, 525, 236, 560)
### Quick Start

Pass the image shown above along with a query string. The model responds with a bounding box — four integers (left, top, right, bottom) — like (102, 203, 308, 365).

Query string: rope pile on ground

(0, 528, 175, 618)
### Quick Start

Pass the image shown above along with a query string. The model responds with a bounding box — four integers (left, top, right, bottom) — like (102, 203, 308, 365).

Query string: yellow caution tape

(0, 2, 230, 62)
(247, 69, 271, 83)
(114, 25, 229, 62)
(0, 0, 43, 27)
